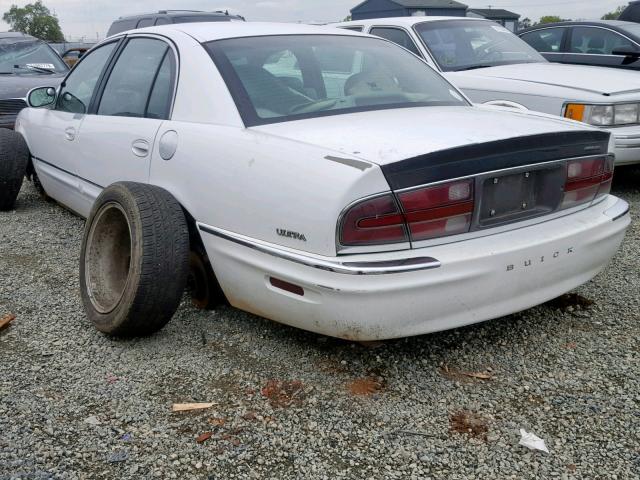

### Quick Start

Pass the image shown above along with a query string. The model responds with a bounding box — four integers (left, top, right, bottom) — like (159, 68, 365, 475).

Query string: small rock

(83, 416, 101, 426)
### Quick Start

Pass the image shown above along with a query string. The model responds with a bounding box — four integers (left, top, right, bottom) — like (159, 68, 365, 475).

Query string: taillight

(339, 180, 474, 246)
(595, 156, 615, 200)
(397, 180, 474, 241)
(561, 156, 614, 209)
(339, 156, 613, 249)
(340, 194, 408, 246)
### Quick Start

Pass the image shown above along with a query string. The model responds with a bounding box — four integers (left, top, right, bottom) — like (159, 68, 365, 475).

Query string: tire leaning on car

(80, 182, 190, 336)
(0, 129, 29, 211)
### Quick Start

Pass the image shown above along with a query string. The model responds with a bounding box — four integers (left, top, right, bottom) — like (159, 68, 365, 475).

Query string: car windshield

(205, 34, 468, 126)
(0, 38, 68, 74)
(414, 20, 546, 72)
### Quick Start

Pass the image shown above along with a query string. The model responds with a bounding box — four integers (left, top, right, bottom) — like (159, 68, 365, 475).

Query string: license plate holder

(478, 166, 564, 227)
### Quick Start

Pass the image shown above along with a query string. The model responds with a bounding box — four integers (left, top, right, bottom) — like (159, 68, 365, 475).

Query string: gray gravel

(1, 168, 639, 480)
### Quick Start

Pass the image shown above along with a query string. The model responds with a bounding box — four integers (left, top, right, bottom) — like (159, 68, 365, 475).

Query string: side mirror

(27, 86, 57, 108)
(611, 47, 640, 58)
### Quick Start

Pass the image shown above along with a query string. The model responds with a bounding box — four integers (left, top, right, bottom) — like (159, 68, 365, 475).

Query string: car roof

(518, 20, 640, 40)
(519, 20, 636, 31)
(121, 22, 365, 42)
(114, 10, 242, 21)
(336, 16, 488, 27)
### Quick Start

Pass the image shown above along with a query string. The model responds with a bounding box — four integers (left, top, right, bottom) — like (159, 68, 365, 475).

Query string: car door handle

(131, 139, 149, 157)
(64, 127, 76, 141)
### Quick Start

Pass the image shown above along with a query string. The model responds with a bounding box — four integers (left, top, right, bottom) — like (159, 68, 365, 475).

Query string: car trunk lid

(252, 105, 598, 166)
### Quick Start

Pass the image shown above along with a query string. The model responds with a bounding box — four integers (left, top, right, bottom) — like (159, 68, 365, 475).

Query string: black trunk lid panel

(381, 131, 611, 190)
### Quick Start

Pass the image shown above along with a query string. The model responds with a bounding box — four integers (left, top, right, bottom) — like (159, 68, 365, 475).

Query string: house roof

(468, 8, 520, 19)
(393, 0, 468, 9)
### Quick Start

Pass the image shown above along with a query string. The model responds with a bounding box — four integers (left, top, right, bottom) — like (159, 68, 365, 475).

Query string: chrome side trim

(198, 224, 441, 275)
(615, 134, 640, 140)
(604, 199, 630, 222)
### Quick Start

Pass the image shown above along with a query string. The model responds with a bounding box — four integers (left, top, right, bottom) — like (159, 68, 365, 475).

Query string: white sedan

(337, 17, 640, 166)
(0, 22, 630, 340)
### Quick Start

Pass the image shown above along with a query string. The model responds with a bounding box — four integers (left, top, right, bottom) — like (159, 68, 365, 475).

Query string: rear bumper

(199, 195, 629, 340)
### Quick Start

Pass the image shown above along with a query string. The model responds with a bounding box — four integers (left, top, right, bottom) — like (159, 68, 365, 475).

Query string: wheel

(188, 247, 225, 310)
(0, 129, 29, 211)
(80, 182, 190, 336)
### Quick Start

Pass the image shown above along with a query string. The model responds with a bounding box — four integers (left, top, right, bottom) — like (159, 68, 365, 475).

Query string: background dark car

(49, 41, 96, 67)
(0, 32, 68, 129)
(620, 1, 640, 22)
(519, 20, 640, 71)
(106, 9, 245, 37)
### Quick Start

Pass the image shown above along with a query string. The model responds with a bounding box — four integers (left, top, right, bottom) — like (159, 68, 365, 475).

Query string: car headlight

(564, 103, 640, 126)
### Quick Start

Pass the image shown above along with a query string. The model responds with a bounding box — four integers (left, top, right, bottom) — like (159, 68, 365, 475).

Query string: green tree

(538, 15, 565, 24)
(520, 17, 532, 29)
(2, 1, 64, 42)
(601, 5, 626, 20)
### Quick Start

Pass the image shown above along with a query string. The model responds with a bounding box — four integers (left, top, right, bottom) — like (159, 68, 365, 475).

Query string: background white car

(337, 17, 640, 166)
(0, 23, 630, 340)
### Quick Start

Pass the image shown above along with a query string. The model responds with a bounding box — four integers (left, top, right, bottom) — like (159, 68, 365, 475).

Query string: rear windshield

(205, 34, 468, 126)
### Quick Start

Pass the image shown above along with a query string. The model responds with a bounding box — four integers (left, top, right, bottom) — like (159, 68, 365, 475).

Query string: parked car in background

(336, 17, 640, 166)
(58, 47, 89, 67)
(519, 21, 640, 71)
(106, 9, 244, 37)
(0, 32, 68, 129)
(619, 1, 640, 23)
(49, 42, 96, 67)
(0, 23, 629, 341)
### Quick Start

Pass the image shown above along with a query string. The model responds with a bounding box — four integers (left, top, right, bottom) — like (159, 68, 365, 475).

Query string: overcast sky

(0, 0, 629, 40)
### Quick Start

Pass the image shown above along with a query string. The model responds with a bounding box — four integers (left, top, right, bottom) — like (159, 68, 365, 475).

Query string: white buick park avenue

(337, 17, 640, 166)
(0, 23, 630, 340)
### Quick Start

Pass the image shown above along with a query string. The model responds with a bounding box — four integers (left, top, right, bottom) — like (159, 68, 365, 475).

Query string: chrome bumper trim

(603, 199, 630, 222)
(615, 133, 640, 149)
(198, 224, 441, 275)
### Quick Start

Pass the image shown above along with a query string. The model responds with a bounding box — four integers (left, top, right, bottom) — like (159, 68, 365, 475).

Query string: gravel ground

(1, 168, 639, 480)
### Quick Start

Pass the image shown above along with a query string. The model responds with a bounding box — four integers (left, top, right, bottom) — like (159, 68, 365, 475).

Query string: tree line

(2, 0, 64, 42)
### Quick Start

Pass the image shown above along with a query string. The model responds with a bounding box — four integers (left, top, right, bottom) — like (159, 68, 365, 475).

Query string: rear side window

(370, 27, 422, 57)
(155, 17, 170, 26)
(569, 27, 635, 54)
(136, 18, 154, 28)
(57, 42, 117, 114)
(146, 53, 176, 119)
(97, 38, 173, 118)
(520, 28, 565, 52)
(107, 19, 137, 36)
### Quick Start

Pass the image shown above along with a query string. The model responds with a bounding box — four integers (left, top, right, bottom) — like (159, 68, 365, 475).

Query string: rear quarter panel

(148, 122, 391, 256)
